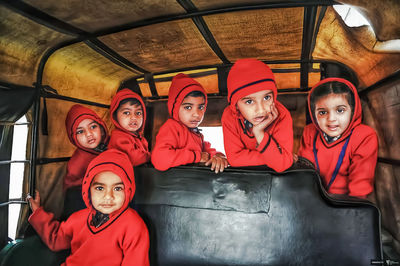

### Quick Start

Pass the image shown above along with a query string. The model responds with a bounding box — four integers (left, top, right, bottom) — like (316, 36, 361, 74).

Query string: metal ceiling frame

(0, 0, 334, 96)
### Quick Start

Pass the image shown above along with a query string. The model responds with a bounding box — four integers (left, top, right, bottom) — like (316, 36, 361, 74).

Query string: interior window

(8, 116, 28, 240)
(333, 4, 370, 27)
(199, 126, 225, 155)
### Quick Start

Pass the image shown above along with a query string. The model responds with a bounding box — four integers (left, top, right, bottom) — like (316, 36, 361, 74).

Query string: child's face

(76, 118, 102, 149)
(90, 171, 125, 214)
(116, 102, 143, 133)
(314, 93, 352, 138)
(178, 96, 205, 128)
(236, 90, 274, 126)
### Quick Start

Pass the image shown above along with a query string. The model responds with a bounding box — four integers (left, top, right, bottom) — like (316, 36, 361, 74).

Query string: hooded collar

(65, 104, 109, 154)
(110, 88, 146, 137)
(308, 77, 362, 147)
(81, 149, 135, 233)
(227, 58, 277, 116)
(167, 73, 208, 121)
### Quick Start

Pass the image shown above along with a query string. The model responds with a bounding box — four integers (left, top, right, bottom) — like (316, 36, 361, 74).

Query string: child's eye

(264, 95, 272, 101)
(136, 111, 142, 116)
(94, 186, 103, 191)
(114, 186, 124, 192)
(318, 111, 327, 116)
(76, 129, 84, 135)
(245, 100, 253, 105)
(123, 111, 130, 116)
(184, 106, 192, 110)
(337, 108, 345, 114)
(90, 124, 98, 129)
(199, 105, 205, 110)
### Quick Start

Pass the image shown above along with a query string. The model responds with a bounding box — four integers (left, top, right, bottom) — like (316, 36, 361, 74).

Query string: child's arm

(121, 217, 150, 266)
(297, 124, 317, 164)
(347, 130, 378, 198)
(151, 122, 202, 171)
(27, 191, 72, 251)
(109, 131, 150, 166)
(222, 105, 293, 172)
(203, 141, 228, 173)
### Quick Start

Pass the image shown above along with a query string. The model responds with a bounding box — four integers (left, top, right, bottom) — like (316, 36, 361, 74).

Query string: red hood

(227, 58, 277, 115)
(308, 77, 362, 146)
(81, 149, 135, 232)
(167, 73, 208, 121)
(110, 88, 146, 136)
(65, 104, 109, 153)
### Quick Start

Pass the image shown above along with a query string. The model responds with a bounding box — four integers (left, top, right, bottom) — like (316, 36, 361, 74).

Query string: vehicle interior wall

(362, 76, 400, 253)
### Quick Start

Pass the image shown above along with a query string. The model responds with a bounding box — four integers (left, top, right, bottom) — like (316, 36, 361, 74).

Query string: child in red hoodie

(151, 73, 228, 173)
(108, 89, 150, 166)
(63, 104, 109, 219)
(298, 78, 378, 198)
(221, 58, 294, 172)
(27, 149, 150, 266)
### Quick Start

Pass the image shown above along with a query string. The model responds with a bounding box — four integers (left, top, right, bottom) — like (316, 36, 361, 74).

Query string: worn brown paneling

(0, 6, 71, 86)
(204, 8, 303, 61)
(99, 19, 221, 73)
(23, 0, 186, 32)
(313, 7, 400, 89)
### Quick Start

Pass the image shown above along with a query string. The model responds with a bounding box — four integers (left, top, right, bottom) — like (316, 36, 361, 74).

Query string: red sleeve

(28, 207, 73, 251)
(297, 124, 317, 164)
(121, 214, 150, 266)
(109, 130, 150, 166)
(347, 128, 378, 197)
(151, 120, 201, 171)
(222, 105, 293, 172)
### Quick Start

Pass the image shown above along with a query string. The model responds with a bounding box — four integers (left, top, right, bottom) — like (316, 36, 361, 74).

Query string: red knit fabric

(151, 119, 218, 171)
(151, 73, 220, 171)
(298, 78, 378, 197)
(222, 59, 293, 172)
(108, 89, 150, 166)
(29, 149, 150, 266)
(64, 104, 109, 191)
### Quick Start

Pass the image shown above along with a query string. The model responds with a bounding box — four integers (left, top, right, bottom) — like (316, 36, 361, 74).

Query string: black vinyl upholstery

(133, 165, 382, 266)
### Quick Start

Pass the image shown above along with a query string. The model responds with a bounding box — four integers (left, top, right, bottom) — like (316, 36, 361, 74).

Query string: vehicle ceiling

(0, 0, 399, 106)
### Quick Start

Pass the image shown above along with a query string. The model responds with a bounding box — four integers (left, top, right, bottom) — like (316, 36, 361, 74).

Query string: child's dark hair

(185, 91, 205, 99)
(113, 98, 142, 121)
(310, 81, 355, 116)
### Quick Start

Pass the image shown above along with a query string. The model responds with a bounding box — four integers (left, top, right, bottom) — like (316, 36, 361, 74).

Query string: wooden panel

(23, 0, 185, 32)
(204, 8, 303, 61)
(99, 19, 222, 73)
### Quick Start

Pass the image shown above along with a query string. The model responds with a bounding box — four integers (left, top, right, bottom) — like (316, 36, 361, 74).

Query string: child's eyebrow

(181, 103, 193, 105)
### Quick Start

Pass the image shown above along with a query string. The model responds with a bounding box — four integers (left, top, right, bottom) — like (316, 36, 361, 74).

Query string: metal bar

(0, 122, 31, 126)
(37, 157, 70, 165)
(300, 6, 318, 89)
(0, 160, 30, 165)
(0, 199, 28, 208)
(41, 91, 110, 108)
(359, 70, 400, 97)
(28, 89, 40, 196)
(378, 157, 400, 166)
(85, 39, 149, 73)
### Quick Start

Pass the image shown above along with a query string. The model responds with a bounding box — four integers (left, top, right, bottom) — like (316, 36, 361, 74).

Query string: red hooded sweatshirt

(298, 78, 378, 197)
(64, 104, 109, 191)
(29, 149, 150, 266)
(221, 58, 294, 172)
(108, 88, 150, 166)
(151, 73, 222, 171)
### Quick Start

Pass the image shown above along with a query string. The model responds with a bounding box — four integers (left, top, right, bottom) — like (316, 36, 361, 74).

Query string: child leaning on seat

(27, 149, 150, 266)
(62, 104, 109, 219)
(297, 78, 378, 198)
(151, 73, 228, 173)
(221, 58, 294, 172)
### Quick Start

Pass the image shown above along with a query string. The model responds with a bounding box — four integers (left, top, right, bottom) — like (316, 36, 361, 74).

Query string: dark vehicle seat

(0, 166, 382, 266)
(133, 165, 382, 266)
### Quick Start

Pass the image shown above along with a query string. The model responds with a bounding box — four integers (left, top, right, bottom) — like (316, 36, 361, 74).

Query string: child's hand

(252, 103, 279, 144)
(293, 153, 299, 163)
(26, 190, 41, 212)
(200, 152, 210, 163)
(205, 154, 229, 173)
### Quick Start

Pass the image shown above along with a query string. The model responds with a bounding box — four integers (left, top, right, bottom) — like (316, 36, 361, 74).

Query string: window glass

(199, 126, 225, 155)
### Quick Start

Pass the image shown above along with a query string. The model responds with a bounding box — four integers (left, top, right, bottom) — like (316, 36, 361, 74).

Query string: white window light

(199, 126, 225, 155)
(333, 4, 371, 27)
